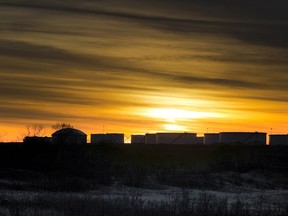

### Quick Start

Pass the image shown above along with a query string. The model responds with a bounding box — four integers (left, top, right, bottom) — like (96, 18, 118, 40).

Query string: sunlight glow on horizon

(138, 107, 227, 133)
(146, 108, 225, 121)
(163, 124, 188, 131)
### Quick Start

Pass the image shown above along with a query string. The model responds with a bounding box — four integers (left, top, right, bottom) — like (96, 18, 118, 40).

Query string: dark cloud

(0, 39, 128, 71)
(243, 94, 288, 104)
(2, 0, 288, 21)
(1, 1, 288, 49)
(0, 83, 93, 105)
(0, 104, 73, 120)
(0, 40, 259, 90)
(173, 75, 262, 89)
(0, 39, 286, 108)
(151, 21, 288, 49)
(128, 52, 288, 65)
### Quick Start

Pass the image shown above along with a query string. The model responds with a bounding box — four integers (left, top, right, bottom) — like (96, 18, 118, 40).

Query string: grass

(0, 143, 288, 215)
(1, 190, 288, 216)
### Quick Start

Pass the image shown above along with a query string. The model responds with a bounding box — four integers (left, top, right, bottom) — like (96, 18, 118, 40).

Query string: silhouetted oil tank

(204, 133, 220, 145)
(131, 135, 145, 144)
(91, 133, 124, 144)
(269, 134, 288, 146)
(196, 136, 204, 144)
(91, 134, 106, 144)
(156, 133, 197, 144)
(145, 133, 156, 144)
(52, 128, 87, 145)
(106, 133, 124, 144)
(219, 132, 266, 145)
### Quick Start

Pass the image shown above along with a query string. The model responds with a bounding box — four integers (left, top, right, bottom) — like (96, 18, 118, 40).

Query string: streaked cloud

(0, 0, 287, 140)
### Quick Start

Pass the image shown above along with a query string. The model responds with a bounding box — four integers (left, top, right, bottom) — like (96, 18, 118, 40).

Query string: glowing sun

(144, 108, 224, 131)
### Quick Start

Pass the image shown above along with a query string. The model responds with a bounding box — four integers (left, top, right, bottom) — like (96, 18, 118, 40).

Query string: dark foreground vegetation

(1, 190, 288, 216)
(0, 143, 288, 215)
(1, 143, 288, 189)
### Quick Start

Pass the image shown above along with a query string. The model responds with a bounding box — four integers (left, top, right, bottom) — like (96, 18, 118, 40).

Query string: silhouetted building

(219, 132, 266, 145)
(131, 135, 145, 144)
(91, 133, 124, 144)
(204, 133, 220, 145)
(23, 136, 52, 145)
(52, 128, 87, 145)
(269, 134, 288, 146)
(145, 133, 157, 144)
(156, 133, 198, 144)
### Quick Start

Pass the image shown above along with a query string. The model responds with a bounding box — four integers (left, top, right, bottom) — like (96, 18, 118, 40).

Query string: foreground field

(1, 184, 288, 216)
(0, 144, 288, 215)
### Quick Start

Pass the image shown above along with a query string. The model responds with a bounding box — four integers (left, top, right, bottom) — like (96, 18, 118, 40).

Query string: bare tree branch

(0, 132, 6, 142)
(18, 124, 46, 141)
(52, 122, 73, 130)
(31, 124, 45, 136)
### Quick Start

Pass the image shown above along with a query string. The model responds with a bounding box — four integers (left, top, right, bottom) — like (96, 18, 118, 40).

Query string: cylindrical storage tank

(196, 136, 204, 144)
(269, 134, 288, 146)
(219, 132, 266, 145)
(156, 133, 197, 144)
(106, 133, 124, 144)
(204, 133, 220, 145)
(91, 134, 106, 144)
(131, 135, 145, 144)
(52, 128, 87, 145)
(145, 134, 156, 144)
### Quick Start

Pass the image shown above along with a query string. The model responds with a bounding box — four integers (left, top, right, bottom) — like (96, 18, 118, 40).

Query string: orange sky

(0, 1, 287, 142)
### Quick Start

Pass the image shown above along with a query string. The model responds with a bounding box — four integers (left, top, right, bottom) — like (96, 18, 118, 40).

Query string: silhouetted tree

(17, 124, 46, 141)
(0, 132, 6, 142)
(52, 122, 73, 130)
(29, 124, 45, 136)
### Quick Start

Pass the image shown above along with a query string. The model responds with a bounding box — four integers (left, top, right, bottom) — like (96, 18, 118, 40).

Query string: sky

(0, 0, 287, 141)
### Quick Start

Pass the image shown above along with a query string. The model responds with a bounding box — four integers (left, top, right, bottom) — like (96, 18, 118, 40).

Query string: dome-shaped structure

(52, 128, 87, 145)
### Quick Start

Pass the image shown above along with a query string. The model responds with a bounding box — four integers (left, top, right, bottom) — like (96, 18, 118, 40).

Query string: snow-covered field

(1, 168, 288, 216)
(1, 175, 288, 216)
(1, 184, 288, 206)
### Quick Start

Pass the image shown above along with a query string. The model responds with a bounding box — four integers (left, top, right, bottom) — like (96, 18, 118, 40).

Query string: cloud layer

(0, 0, 287, 140)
